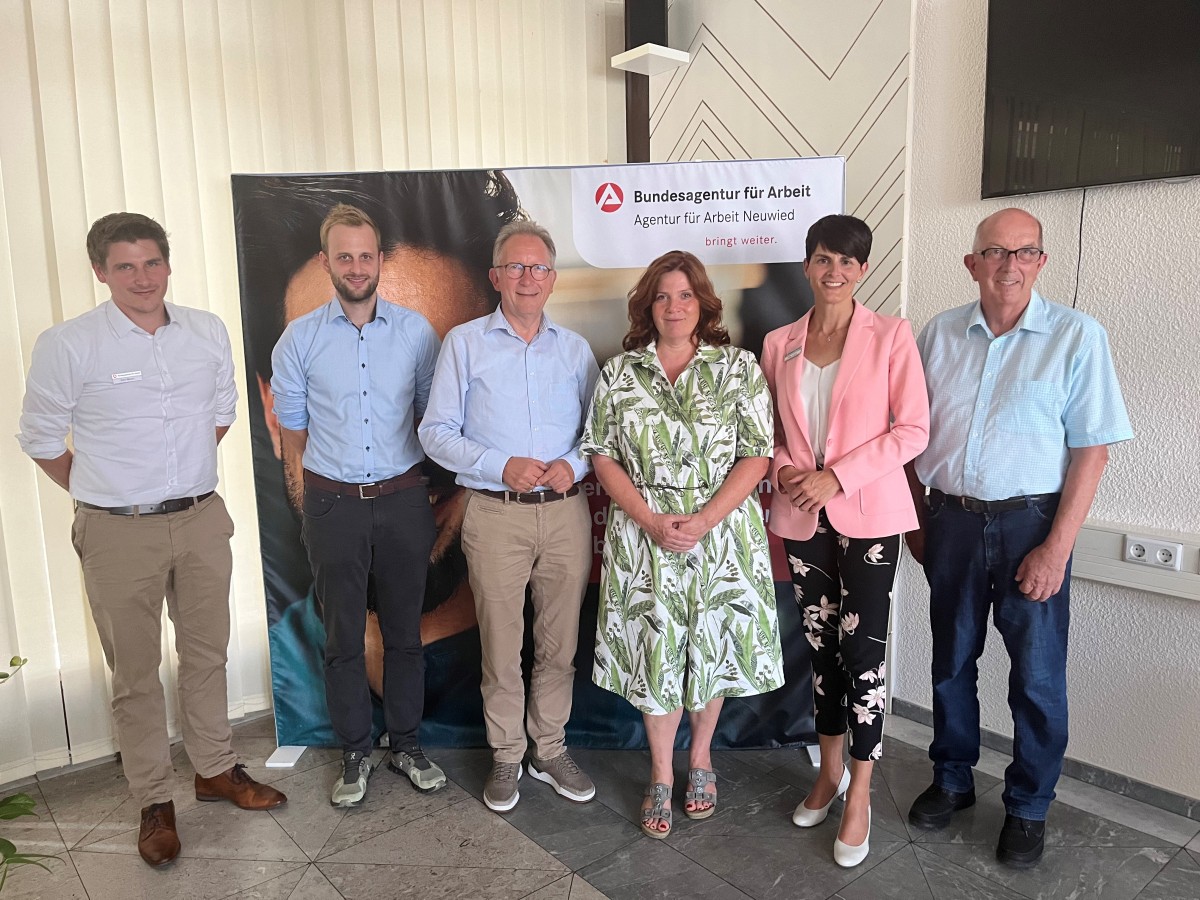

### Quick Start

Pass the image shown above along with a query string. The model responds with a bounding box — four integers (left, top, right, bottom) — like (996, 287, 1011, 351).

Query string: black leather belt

(475, 484, 581, 504)
(929, 489, 1059, 515)
(77, 491, 215, 516)
(304, 467, 426, 499)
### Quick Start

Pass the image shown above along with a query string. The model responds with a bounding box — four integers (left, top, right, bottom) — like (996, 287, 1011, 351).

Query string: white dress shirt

(17, 300, 237, 506)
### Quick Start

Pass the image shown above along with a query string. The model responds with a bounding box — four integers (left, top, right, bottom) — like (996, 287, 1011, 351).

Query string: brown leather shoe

(195, 763, 287, 810)
(138, 800, 180, 867)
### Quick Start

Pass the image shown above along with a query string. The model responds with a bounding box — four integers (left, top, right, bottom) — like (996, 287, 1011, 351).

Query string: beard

(331, 271, 379, 304)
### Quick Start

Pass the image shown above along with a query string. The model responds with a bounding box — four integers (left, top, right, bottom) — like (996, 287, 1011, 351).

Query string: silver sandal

(640, 782, 673, 839)
(685, 767, 717, 820)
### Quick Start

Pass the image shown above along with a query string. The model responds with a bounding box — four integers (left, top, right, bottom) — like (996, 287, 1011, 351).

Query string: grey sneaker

(387, 748, 447, 793)
(527, 751, 595, 802)
(483, 761, 523, 812)
(331, 750, 373, 807)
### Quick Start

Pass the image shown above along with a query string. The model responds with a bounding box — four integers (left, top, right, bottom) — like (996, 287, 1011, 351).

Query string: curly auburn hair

(622, 250, 730, 351)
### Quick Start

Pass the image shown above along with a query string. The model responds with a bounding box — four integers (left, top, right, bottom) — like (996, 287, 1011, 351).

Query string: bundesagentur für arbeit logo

(594, 182, 623, 212)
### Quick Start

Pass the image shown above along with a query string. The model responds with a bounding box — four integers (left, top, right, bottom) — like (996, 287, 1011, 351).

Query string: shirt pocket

(994, 380, 1065, 435)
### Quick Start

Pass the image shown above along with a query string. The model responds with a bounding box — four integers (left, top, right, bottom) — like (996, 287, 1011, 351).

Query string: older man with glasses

(904, 208, 1133, 867)
(419, 220, 599, 813)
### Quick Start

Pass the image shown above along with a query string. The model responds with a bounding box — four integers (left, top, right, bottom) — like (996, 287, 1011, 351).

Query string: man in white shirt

(17, 212, 285, 869)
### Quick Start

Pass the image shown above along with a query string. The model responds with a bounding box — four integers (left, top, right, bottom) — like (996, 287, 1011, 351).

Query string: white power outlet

(1123, 535, 1184, 571)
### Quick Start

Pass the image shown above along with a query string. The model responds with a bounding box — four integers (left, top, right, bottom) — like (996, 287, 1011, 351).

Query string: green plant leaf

(0, 794, 38, 821)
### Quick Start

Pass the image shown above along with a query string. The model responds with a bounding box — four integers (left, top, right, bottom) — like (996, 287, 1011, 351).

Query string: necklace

(815, 324, 848, 343)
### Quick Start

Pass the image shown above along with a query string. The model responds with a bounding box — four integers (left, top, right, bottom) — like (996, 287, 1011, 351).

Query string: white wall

(895, 0, 1200, 799)
(655, 0, 912, 314)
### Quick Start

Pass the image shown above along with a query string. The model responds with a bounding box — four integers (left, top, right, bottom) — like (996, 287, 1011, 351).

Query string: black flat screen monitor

(982, 0, 1200, 198)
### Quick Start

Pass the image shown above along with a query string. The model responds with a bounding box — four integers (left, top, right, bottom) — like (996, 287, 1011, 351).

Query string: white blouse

(801, 357, 840, 465)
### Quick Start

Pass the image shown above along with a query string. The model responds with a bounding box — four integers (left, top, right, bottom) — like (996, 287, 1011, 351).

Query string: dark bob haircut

(804, 214, 872, 264)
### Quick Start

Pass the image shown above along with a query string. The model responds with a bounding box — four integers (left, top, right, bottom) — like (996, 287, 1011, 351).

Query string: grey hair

(492, 219, 557, 266)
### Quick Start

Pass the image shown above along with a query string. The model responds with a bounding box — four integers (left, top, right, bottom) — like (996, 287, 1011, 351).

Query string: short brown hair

(86, 212, 170, 269)
(623, 250, 729, 352)
(319, 203, 381, 254)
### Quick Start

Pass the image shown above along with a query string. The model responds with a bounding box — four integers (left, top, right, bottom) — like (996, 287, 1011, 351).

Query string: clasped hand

(779, 466, 841, 513)
(645, 512, 710, 553)
(502, 457, 575, 493)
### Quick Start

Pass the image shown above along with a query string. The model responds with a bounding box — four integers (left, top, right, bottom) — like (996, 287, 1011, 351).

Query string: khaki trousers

(71, 493, 238, 806)
(460, 490, 591, 764)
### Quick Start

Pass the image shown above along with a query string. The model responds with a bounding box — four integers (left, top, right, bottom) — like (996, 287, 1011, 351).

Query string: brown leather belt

(303, 467, 426, 499)
(475, 484, 581, 504)
(76, 491, 215, 516)
(929, 489, 1059, 515)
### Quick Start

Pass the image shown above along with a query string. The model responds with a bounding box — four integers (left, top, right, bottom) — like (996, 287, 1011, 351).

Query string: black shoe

(907, 783, 976, 829)
(996, 814, 1045, 867)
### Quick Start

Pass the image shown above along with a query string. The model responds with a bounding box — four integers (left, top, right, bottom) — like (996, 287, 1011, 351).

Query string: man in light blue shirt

(271, 204, 446, 807)
(905, 208, 1133, 867)
(420, 220, 599, 813)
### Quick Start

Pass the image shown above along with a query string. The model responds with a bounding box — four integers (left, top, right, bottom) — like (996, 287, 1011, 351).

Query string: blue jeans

(923, 494, 1070, 821)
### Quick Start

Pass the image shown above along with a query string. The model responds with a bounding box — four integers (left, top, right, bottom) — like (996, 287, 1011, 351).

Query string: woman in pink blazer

(760, 215, 929, 868)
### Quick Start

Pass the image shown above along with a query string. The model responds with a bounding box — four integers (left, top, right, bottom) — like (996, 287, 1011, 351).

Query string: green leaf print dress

(581, 343, 784, 714)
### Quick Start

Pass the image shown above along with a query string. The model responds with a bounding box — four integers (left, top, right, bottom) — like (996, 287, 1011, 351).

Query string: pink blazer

(760, 301, 929, 541)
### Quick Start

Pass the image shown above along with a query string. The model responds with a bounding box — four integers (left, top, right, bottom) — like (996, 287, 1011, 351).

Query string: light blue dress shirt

(271, 297, 440, 483)
(914, 291, 1133, 500)
(418, 307, 600, 491)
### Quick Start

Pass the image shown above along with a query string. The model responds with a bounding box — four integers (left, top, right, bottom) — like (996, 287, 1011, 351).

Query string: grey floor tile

(672, 832, 907, 900)
(35, 756, 164, 848)
(319, 861, 562, 899)
(501, 773, 642, 870)
(226, 735, 344, 786)
(1188, 831, 1200, 853)
(1135, 850, 1200, 900)
(567, 876, 612, 900)
(911, 782, 1175, 849)
(923, 843, 1173, 900)
(320, 796, 567, 871)
(909, 845, 1033, 900)
(831, 844, 940, 900)
(79, 796, 308, 861)
(223, 863, 308, 898)
(1188, 848, 1200, 867)
(0, 847, 88, 900)
(314, 758, 470, 860)
(568, 748, 655, 827)
(720, 748, 805, 775)
(579, 838, 753, 899)
(524, 873, 612, 899)
(69, 850, 304, 900)
(264, 759, 346, 859)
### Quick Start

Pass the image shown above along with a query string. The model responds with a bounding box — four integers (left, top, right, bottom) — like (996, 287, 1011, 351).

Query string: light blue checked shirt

(271, 297, 439, 483)
(914, 291, 1133, 500)
(418, 307, 599, 491)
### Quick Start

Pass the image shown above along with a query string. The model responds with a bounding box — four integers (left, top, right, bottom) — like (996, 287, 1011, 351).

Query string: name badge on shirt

(111, 371, 143, 384)
(784, 347, 804, 362)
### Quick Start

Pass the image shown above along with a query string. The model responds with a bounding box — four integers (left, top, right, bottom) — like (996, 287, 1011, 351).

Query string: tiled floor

(3, 714, 1199, 899)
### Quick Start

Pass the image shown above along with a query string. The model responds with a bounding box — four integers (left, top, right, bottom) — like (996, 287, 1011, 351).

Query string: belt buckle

(962, 497, 985, 514)
(358, 482, 380, 499)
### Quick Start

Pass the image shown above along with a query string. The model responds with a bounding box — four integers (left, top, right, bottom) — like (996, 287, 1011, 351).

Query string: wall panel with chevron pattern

(653, 0, 912, 314)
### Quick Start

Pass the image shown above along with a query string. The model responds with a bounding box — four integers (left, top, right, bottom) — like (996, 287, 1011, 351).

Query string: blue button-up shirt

(418, 307, 599, 491)
(270, 297, 439, 483)
(914, 291, 1133, 500)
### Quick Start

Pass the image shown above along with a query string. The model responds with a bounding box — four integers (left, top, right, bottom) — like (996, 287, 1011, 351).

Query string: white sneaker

(331, 750, 373, 807)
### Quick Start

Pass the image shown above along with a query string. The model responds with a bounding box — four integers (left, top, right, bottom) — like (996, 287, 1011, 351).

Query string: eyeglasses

(495, 262, 553, 281)
(975, 246, 1044, 264)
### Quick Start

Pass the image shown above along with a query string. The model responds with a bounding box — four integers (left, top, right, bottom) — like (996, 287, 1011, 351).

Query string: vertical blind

(0, 0, 622, 784)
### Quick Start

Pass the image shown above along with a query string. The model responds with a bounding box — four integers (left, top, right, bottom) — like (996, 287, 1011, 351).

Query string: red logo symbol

(595, 182, 624, 212)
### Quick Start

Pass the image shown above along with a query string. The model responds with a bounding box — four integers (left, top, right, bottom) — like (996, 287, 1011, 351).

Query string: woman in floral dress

(760, 215, 928, 867)
(582, 250, 783, 840)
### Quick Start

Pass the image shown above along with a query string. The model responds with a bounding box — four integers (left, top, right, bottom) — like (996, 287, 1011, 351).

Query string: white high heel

(791, 765, 851, 827)
(833, 807, 871, 867)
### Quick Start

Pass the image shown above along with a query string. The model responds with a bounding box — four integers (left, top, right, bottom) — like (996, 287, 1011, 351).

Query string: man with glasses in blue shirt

(271, 203, 447, 806)
(905, 208, 1133, 868)
(420, 220, 599, 813)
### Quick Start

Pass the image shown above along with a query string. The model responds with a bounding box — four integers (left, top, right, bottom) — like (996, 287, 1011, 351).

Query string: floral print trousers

(783, 511, 900, 762)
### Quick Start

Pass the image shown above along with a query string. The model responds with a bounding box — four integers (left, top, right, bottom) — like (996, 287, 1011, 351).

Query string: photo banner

(232, 156, 845, 751)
